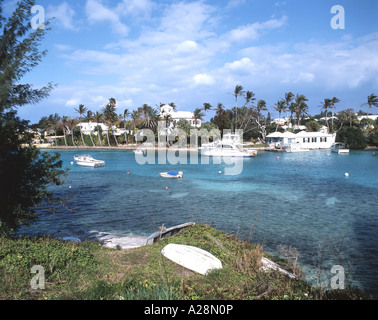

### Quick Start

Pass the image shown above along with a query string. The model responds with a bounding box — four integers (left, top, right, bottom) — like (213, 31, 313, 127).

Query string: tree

(320, 98, 332, 131)
(293, 94, 309, 126)
(283, 92, 294, 121)
(0, 0, 66, 235)
(202, 103, 213, 122)
(102, 98, 119, 146)
(123, 108, 130, 145)
(330, 97, 340, 132)
(274, 99, 286, 132)
(337, 126, 367, 149)
(233, 85, 245, 130)
(193, 108, 205, 127)
(74, 104, 87, 146)
(85, 110, 95, 146)
(93, 111, 103, 146)
(362, 94, 378, 116)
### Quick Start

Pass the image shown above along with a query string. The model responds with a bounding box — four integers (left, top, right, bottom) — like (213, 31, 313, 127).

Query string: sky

(5, 0, 378, 123)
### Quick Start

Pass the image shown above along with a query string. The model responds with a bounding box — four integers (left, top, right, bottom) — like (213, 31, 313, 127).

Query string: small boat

(73, 155, 105, 167)
(146, 222, 195, 245)
(331, 142, 349, 154)
(160, 171, 183, 178)
(161, 243, 222, 275)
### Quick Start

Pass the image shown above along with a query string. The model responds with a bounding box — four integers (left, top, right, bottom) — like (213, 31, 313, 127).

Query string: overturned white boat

(160, 171, 183, 178)
(161, 243, 222, 275)
(73, 155, 105, 167)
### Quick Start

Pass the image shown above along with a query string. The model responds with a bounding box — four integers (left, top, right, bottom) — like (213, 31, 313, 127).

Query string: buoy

(277, 156, 280, 160)
(218, 171, 222, 174)
(345, 173, 349, 177)
(165, 187, 168, 190)
(70, 161, 74, 165)
(127, 172, 130, 174)
(69, 186, 72, 189)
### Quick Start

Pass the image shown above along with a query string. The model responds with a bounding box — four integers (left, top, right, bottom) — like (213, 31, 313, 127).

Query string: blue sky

(7, 0, 378, 123)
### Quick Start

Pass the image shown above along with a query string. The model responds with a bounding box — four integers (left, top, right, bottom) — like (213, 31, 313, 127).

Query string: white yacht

(73, 155, 105, 167)
(199, 133, 257, 157)
(331, 142, 349, 154)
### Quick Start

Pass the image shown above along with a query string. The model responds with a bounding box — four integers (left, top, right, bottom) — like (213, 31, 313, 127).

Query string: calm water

(19, 148, 378, 297)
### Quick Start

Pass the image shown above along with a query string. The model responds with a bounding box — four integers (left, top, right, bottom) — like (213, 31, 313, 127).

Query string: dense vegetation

(0, 224, 369, 300)
(0, 0, 66, 235)
(33, 92, 378, 150)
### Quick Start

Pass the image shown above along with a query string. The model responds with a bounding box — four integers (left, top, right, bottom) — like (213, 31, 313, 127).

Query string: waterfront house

(266, 131, 336, 149)
(159, 104, 202, 129)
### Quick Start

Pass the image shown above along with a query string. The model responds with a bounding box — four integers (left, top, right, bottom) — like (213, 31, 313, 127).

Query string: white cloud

(193, 73, 215, 85)
(224, 16, 287, 44)
(47, 2, 78, 31)
(85, 0, 129, 36)
(116, 0, 154, 18)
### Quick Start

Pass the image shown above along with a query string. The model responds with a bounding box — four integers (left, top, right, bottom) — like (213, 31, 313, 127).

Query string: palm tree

(131, 110, 140, 143)
(60, 116, 68, 146)
(85, 110, 95, 146)
(68, 118, 78, 146)
(294, 94, 309, 126)
(274, 99, 286, 131)
(123, 108, 130, 145)
(233, 85, 245, 130)
(330, 97, 340, 132)
(193, 108, 205, 127)
(102, 98, 119, 146)
(168, 102, 177, 110)
(74, 104, 87, 146)
(320, 98, 332, 132)
(93, 111, 103, 146)
(202, 103, 213, 122)
(256, 99, 268, 125)
(362, 94, 378, 116)
(216, 102, 225, 114)
(283, 92, 294, 124)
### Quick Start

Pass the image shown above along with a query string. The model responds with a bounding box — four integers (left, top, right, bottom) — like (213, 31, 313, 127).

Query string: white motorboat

(160, 171, 183, 178)
(331, 142, 349, 154)
(199, 133, 257, 157)
(73, 155, 105, 167)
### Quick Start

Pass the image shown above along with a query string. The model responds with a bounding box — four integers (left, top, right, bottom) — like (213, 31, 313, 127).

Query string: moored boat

(331, 142, 349, 154)
(160, 171, 183, 178)
(199, 133, 257, 157)
(73, 155, 105, 167)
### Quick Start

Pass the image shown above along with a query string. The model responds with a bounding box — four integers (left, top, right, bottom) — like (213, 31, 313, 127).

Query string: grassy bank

(0, 224, 367, 300)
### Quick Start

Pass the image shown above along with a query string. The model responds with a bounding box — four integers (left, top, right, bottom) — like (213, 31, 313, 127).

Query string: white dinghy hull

(161, 243, 222, 275)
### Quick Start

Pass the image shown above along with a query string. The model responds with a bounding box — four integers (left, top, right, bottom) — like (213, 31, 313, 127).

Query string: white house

(78, 122, 130, 136)
(266, 131, 336, 149)
(356, 114, 378, 121)
(159, 104, 202, 129)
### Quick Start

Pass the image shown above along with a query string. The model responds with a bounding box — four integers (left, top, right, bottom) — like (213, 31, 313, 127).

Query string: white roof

(296, 131, 333, 137)
(267, 132, 283, 138)
(282, 131, 296, 138)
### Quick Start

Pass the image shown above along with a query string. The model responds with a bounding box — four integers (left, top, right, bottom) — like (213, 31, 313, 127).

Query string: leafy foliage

(0, 1, 66, 235)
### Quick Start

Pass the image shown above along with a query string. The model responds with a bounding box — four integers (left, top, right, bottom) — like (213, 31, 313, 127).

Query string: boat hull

(161, 243, 222, 275)
(160, 171, 183, 178)
(74, 155, 105, 167)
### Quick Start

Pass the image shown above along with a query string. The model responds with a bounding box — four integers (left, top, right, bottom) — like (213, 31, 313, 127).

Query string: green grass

(0, 224, 369, 300)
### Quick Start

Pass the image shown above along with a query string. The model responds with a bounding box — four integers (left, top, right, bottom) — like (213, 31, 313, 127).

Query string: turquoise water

(19, 149, 378, 297)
